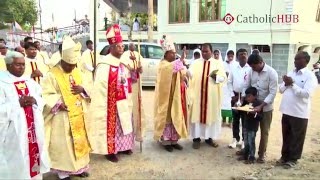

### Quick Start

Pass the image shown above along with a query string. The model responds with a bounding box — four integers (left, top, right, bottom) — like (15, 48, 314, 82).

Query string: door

(146, 45, 164, 86)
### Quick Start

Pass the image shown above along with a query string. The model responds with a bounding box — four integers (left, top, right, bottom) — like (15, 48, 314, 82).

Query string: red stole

(200, 61, 210, 124)
(13, 81, 40, 178)
(106, 65, 127, 154)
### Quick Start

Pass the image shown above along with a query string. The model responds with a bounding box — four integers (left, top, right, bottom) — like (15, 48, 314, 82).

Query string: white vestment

(188, 58, 226, 140)
(0, 71, 50, 179)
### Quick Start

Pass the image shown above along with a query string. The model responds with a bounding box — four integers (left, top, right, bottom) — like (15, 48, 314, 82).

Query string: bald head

(15, 46, 25, 56)
(129, 43, 135, 51)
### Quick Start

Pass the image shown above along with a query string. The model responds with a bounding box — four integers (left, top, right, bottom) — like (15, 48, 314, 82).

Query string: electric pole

(147, 0, 153, 42)
(93, 0, 97, 74)
(39, 0, 43, 40)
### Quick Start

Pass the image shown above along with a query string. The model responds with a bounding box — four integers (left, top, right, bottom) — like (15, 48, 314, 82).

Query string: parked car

(98, 42, 183, 86)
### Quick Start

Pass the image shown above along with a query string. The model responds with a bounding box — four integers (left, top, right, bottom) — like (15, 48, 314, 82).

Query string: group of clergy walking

(0, 23, 318, 179)
(0, 24, 142, 179)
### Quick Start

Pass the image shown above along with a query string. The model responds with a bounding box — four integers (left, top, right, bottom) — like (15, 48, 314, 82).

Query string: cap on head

(106, 24, 123, 45)
(61, 36, 82, 65)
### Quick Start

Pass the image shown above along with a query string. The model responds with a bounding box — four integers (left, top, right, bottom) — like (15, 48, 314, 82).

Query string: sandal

(205, 138, 219, 148)
(75, 172, 90, 178)
(257, 157, 266, 164)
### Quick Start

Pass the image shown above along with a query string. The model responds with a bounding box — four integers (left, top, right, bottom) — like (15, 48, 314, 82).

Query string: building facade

(158, 0, 320, 79)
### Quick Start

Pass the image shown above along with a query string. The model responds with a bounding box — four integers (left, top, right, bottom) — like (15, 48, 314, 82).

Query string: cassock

(121, 50, 145, 142)
(24, 56, 49, 83)
(41, 37, 91, 176)
(80, 49, 95, 95)
(0, 71, 50, 179)
(154, 59, 189, 143)
(188, 57, 226, 139)
(0, 55, 6, 71)
(89, 54, 134, 155)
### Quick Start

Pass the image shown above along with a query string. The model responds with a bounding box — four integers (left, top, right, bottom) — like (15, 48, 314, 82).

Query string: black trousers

(281, 114, 308, 161)
(232, 110, 246, 141)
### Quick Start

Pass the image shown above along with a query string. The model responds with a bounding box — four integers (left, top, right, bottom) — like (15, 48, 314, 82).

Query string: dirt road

(45, 87, 320, 180)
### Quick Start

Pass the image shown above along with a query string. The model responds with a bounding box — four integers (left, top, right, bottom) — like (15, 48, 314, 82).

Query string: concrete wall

(158, 0, 320, 45)
(290, 0, 320, 44)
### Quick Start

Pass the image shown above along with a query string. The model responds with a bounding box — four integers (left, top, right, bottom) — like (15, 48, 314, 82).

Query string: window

(252, 45, 271, 53)
(147, 45, 164, 59)
(169, 0, 190, 23)
(316, 0, 320, 22)
(199, 0, 226, 22)
(139, 45, 147, 58)
(99, 44, 147, 58)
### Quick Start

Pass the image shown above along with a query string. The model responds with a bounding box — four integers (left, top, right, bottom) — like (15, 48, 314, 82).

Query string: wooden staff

(137, 33, 143, 153)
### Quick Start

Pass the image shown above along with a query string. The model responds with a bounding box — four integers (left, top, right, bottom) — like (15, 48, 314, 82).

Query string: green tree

(0, 0, 38, 30)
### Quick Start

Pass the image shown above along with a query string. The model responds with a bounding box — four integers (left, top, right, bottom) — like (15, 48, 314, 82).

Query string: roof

(103, 0, 158, 14)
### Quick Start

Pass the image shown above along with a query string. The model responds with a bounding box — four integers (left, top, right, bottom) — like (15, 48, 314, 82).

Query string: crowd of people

(0, 24, 318, 180)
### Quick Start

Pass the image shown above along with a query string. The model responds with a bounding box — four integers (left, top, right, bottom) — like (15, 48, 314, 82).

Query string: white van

(98, 42, 182, 87)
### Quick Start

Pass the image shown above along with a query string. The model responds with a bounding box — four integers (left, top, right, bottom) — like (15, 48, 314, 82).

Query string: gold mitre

(164, 41, 176, 53)
(62, 36, 82, 65)
(15, 82, 27, 90)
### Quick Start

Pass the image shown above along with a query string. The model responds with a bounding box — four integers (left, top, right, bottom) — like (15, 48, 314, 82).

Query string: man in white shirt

(228, 49, 251, 149)
(278, 51, 318, 168)
(0, 51, 50, 179)
(246, 54, 278, 163)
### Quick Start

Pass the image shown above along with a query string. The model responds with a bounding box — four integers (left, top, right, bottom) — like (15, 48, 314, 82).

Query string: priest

(24, 42, 49, 84)
(0, 51, 50, 179)
(121, 42, 145, 142)
(154, 42, 189, 152)
(80, 40, 96, 95)
(41, 36, 91, 180)
(89, 24, 134, 162)
(188, 43, 227, 149)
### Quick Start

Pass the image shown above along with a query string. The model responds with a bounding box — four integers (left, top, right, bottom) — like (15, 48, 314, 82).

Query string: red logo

(223, 13, 235, 25)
